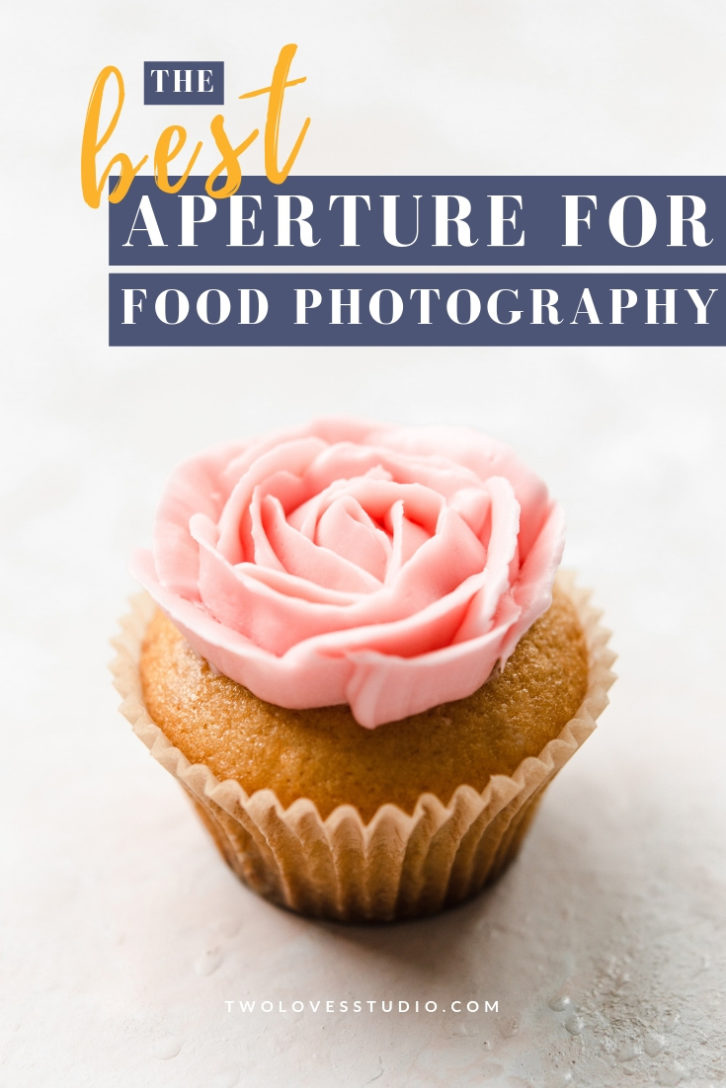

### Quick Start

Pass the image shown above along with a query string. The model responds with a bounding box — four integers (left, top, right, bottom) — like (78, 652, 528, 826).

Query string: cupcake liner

(111, 572, 615, 922)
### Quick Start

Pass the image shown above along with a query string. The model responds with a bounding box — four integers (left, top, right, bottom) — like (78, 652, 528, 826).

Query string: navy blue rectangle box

(143, 62, 224, 105)
(109, 176, 726, 266)
(109, 272, 725, 347)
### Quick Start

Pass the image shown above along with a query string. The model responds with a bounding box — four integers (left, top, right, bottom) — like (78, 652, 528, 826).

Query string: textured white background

(2, 2, 726, 1086)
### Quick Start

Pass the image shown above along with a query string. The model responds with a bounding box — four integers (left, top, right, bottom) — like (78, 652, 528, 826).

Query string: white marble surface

(3, 2, 726, 1086)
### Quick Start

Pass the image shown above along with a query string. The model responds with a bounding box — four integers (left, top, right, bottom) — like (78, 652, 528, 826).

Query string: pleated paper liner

(111, 572, 615, 923)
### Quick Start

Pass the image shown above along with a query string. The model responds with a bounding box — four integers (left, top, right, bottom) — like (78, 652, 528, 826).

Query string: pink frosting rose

(132, 419, 564, 728)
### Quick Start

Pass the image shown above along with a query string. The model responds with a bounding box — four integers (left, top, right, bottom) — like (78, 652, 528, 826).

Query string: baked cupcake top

(139, 583, 588, 820)
(132, 419, 564, 728)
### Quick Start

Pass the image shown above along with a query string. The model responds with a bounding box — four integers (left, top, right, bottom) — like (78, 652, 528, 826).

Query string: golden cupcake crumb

(139, 583, 588, 822)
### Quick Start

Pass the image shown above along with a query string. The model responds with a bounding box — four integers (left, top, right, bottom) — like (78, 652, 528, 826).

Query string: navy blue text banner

(108, 177, 726, 267)
(110, 273, 724, 346)
(143, 62, 224, 105)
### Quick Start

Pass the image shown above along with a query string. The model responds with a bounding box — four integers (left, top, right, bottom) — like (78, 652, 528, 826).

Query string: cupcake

(112, 419, 614, 922)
